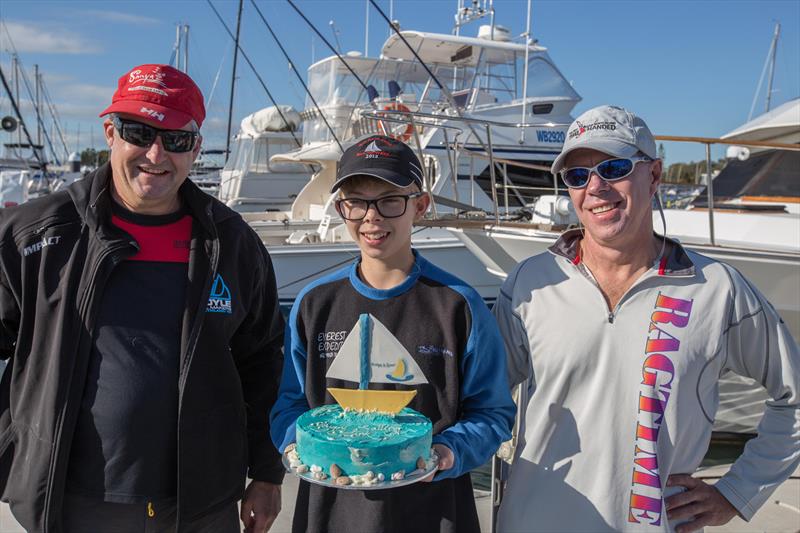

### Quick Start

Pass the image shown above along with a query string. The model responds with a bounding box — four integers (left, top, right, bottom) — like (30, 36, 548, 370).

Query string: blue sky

(1, 0, 798, 165)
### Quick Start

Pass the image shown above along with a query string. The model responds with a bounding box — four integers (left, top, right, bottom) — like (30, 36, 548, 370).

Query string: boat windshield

(424, 49, 579, 107)
(223, 136, 307, 175)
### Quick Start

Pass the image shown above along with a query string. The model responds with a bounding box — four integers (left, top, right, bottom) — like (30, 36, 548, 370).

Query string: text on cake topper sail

(326, 313, 429, 413)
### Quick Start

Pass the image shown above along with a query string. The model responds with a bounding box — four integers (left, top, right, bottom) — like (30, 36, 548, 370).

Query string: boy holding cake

(270, 135, 516, 533)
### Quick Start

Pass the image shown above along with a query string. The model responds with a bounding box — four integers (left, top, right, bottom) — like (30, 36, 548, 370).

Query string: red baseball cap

(99, 64, 205, 129)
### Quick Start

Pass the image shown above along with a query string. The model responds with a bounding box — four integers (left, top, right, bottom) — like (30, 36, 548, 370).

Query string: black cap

(330, 135, 423, 193)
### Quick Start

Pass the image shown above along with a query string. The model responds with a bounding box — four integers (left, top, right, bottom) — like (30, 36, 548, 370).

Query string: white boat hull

(267, 229, 504, 307)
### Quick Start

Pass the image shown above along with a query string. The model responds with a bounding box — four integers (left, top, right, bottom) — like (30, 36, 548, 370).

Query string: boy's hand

(421, 444, 454, 482)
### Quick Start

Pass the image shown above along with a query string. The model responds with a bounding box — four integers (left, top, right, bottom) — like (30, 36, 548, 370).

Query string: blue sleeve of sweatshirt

(431, 287, 516, 480)
(269, 300, 310, 453)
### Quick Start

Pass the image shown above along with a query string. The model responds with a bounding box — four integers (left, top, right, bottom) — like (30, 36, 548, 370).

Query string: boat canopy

(722, 98, 800, 144)
(240, 105, 302, 136)
(382, 30, 546, 66)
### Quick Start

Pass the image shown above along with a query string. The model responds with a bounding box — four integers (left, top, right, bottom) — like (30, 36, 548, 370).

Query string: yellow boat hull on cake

(328, 388, 417, 414)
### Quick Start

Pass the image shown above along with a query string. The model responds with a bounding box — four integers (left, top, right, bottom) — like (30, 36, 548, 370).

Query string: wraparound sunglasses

(111, 115, 199, 153)
(560, 156, 653, 189)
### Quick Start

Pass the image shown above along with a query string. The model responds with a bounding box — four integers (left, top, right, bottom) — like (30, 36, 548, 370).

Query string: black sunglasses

(111, 115, 199, 153)
(335, 192, 424, 221)
(560, 156, 652, 189)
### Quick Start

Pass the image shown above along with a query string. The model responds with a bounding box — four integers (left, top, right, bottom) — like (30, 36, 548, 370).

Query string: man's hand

(665, 474, 738, 533)
(241, 480, 281, 533)
(421, 444, 454, 482)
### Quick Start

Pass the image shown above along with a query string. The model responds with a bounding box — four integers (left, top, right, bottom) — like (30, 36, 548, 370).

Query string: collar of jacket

(548, 228, 695, 277)
(67, 162, 235, 237)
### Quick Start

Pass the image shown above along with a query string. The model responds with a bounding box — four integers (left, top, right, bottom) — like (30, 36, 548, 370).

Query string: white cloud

(46, 101, 108, 120)
(5, 88, 114, 122)
(82, 10, 161, 26)
(55, 83, 116, 104)
(1, 21, 101, 55)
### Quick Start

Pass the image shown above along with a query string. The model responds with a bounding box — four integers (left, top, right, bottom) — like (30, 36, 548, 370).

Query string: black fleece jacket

(0, 163, 284, 532)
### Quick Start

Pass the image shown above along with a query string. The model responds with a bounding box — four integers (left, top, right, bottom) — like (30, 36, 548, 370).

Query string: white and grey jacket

(493, 229, 799, 532)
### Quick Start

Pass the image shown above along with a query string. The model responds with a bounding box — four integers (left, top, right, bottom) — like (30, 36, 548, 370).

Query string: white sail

(326, 314, 429, 386)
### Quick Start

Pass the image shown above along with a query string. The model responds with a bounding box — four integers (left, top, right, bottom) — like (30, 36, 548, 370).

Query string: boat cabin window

(251, 137, 308, 173)
(524, 54, 579, 101)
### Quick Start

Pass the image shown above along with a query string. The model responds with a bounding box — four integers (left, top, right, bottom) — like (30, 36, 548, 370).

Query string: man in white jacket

(493, 105, 799, 532)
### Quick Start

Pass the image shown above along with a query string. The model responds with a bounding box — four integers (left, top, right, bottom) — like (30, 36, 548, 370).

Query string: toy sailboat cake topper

(326, 313, 428, 414)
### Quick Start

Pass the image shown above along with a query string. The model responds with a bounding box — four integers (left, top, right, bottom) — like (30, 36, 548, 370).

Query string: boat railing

(652, 135, 800, 246)
(361, 107, 570, 224)
(363, 108, 800, 247)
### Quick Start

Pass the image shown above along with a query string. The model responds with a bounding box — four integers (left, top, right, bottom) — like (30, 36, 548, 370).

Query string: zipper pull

(147, 501, 155, 518)
(608, 312, 615, 324)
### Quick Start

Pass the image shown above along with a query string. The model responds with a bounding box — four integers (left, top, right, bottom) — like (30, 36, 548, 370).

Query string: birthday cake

(287, 313, 435, 487)
(290, 404, 432, 485)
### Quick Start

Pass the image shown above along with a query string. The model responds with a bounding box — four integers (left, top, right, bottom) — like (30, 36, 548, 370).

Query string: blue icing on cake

(296, 404, 432, 478)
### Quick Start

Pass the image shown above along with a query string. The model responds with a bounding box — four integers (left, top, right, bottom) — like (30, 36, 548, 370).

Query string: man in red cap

(0, 64, 285, 532)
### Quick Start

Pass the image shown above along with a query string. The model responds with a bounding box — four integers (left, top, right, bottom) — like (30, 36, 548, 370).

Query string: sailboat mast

(364, 0, 369, 57)
(183, 25, 190, 74)
(13, 56, 21, 150)
(765, 22, 780, 114)
(173, 25, 181, 70)
(225, 0, 243, 163)
(34, 64, 41, 147)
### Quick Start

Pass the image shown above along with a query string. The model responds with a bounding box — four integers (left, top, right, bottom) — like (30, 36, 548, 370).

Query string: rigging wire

(285, 0, 371, 93)
(205, 40, 231, 109)
(0, 66, 46, 169)
(249, 0, 344, 153)
(0, 21, 69, 164)
(14, 59, 62, 164)
(206, 0, 303, 148)
(39, 78, 71, 160)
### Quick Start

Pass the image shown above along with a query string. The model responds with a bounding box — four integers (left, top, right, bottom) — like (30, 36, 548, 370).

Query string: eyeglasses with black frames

(560, 156, 653, 189)
(335, 192, 424, 221)
(111, 115, 199, 153)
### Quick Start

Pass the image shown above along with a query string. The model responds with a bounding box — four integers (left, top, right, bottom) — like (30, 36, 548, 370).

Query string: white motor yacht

(240, 13, 581, 306)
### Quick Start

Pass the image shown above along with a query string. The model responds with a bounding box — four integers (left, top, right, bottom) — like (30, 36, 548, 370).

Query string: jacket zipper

(574, 260, 662, 324)
(175, 205, 219, 532)
(31, 220, 78, 236)
(42, 243, 130, 531)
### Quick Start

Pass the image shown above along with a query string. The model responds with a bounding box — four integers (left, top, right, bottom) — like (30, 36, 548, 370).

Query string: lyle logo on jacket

(207, 274, 232, 314)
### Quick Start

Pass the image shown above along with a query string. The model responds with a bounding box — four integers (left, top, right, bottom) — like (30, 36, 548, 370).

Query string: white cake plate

(283, 449, 439, 490)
